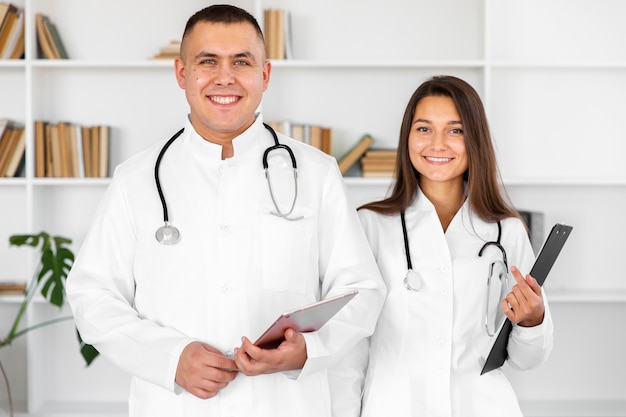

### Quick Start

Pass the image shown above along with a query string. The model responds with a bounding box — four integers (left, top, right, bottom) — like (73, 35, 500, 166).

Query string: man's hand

(502, 266, 545, 327)
(233, 328, 307, 376)
(175, 341, 238, 399)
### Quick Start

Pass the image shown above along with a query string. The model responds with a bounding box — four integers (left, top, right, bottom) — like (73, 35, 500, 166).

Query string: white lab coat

(66, 115, 386, 417)
(357, 188, 553, 417)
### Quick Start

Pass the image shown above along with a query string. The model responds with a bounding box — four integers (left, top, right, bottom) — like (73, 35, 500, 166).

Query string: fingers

(234, 330, 307, 376)
(175, 341, 238, 399)
(501, 266, 545, 328)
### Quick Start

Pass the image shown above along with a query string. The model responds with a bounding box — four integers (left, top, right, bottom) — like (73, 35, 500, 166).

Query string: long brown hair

(359, 75, 520, 224)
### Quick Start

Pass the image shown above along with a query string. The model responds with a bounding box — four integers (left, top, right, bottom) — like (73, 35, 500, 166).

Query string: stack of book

(35, 12, 68, 59)
(265, 120, 332, 155)
(152, 40, 180, 60)
(34, 121, 110, 178)
(0, 2, 24, 59)
(0, 281, 26, 295)
(337, 135, 374, 175)
(263, 8, 292, 59)
(360, 149, 397, 177)
(0, 118, 25, 177)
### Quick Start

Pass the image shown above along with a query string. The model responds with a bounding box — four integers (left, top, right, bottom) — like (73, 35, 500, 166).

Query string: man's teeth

(212, 96, 237, 104)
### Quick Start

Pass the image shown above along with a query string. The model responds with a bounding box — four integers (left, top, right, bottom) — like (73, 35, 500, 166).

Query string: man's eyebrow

(193, 51, 257, 62)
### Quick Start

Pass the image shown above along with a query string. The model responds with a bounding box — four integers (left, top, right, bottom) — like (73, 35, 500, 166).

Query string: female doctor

(66, 5, 385, 417)
(356, 75, 553, 416)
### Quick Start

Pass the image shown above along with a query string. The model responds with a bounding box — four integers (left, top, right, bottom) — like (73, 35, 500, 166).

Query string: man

(66, 5, 385, 417)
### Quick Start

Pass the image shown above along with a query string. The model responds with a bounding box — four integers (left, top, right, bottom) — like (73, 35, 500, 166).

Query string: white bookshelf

(1, 0, 625, 415)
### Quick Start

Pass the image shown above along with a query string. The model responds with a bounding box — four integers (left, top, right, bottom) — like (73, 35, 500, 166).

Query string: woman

(357, 75, 553, 416)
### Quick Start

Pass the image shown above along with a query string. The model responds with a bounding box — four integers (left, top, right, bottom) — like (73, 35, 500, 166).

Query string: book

(81, 125, 92, 177)
(337, 134, 374, 175)
(75, 124, 85, 177)
(34, 120, 47, 177)
(320, 127, 332, 155)
(48, 123, 63, 177)
(45, 18, 69, 59)
(57, 121, 72, 177)
(360, 149, 397, 177)
(0, 281, 26, 295)
(35, 13, 57, 59)
(98, 125, 109, 177)
(3, 124, 24, 177)
(0, 121, 16, 175)
(152, 39, 180, 59)
(0, 118, 9, 139)
(90, 125, 99, 177)
(290, 123, 305, 142)
(0, 2, 17, 50)
(7, 6, 23, 59)
(35, 13, 67, 59)
(263, 8, 291, 60)
(309, 125, 323, 150)
(0, 2, 12, 27)
(0, 4, 21, 59)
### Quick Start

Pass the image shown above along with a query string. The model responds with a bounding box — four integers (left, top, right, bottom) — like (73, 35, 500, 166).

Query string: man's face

(175, 21, 271, 144)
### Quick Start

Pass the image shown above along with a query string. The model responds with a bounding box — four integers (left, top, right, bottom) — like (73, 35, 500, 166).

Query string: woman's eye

(450, 128, 463, 134)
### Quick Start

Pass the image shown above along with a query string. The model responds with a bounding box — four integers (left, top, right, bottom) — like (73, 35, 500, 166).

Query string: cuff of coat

(170, 338, 199, 394)
(285, 331, 328, 380)
(511, 319, 547, 340)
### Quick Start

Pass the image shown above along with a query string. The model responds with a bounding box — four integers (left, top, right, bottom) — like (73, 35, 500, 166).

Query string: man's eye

(200, 59, 216, 65)
(234, 60, 249, 66)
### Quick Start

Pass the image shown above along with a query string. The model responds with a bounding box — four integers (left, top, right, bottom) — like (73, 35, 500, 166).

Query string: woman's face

(408, 95, 468, 188)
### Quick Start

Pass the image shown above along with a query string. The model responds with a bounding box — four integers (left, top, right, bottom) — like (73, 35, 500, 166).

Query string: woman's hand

(502, 266, 545, 327)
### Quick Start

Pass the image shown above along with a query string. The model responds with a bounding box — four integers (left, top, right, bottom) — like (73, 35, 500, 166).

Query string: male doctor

(66, 5, 385, 417)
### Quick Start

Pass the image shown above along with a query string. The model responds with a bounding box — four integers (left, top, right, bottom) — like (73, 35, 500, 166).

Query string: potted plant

(0, 232, 98, 417)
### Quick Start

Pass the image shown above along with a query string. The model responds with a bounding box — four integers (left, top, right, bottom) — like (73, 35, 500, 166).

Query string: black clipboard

(254, 290, 358, 349)
(480, 223, 573, 375)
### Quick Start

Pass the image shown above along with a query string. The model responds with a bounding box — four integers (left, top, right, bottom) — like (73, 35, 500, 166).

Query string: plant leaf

(32, 234, 75, 307)
(76, 329, 100, 366)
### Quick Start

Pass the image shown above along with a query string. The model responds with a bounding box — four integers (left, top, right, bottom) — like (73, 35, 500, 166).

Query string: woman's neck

(420, 179, 466, 232)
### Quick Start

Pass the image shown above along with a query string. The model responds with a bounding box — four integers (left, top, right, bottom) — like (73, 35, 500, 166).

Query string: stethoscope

(154, 123, 301, 245)
(400, 210, 507, 293)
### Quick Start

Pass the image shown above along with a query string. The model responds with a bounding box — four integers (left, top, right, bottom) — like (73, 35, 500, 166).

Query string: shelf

(0, 400, 126, 417)
(502, 178, 626, 186)
(26, 60, 175, 69)
(343, 177, 626, 187)
(2, 0, 624, 414)
(520, 400, 626, 417)
(546, 288, 626, 304)
(270, 59, 486, 69)
(0, 60, 25, 68)
(489, 61, 626, 70)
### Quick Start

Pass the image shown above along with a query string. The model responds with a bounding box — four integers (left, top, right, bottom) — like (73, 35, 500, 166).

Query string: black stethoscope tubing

(154, 127, 185, 224)
(155, 123, 297, 244)
(400, 208, 506, 291)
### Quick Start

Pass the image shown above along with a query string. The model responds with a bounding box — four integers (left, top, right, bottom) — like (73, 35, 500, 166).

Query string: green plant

(0, 232, 99, 417)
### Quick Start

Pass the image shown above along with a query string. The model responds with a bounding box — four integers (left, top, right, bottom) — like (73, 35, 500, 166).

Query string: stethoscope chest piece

(404, 269, 423, 291)
(155, 222, 180, 245)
